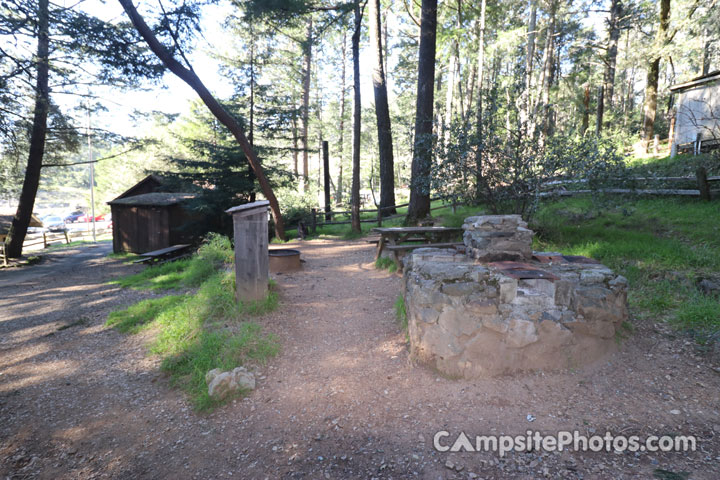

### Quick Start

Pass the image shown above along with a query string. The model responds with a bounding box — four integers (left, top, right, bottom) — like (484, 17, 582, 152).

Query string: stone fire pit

(403, 215, 629, 378)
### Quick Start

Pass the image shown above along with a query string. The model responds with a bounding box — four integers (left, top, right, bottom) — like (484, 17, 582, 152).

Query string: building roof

(0, 213, 43, 235)
(112, 174, 165, 201)
(669, 70, 720, 92)
(108, 192, 196, 207)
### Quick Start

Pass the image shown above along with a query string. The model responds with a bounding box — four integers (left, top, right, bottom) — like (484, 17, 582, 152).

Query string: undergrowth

(106, 233, 279, 411)
(533, 196, 720, 343)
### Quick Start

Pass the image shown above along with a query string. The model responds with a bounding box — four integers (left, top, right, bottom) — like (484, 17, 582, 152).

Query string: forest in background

(1, 0, 719, 252)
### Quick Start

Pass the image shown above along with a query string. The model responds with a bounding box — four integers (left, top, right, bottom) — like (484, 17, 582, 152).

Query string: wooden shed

(108, 192, 197, 254)
(670, 71, 720, 156)
(113, 174, 165, 200)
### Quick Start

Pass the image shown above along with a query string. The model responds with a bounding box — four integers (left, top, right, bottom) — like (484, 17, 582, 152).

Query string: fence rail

(541, 167, 718, 201)
(302, 197, 464, 233)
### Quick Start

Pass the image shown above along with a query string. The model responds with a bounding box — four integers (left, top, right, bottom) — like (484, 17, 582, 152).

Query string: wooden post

(697, 166, 711, 201)
(323, 140, 331, 221)
(311, 208, 317, 234)
(226, 200, 270, 302)
(43, 232, 47, 249)
(64, 230, 70, 244)
(653, 135, 659, 155)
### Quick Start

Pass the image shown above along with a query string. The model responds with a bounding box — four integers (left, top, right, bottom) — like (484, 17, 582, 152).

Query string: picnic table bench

(133, 244, 192, 264)
(371, 226, 463, 269)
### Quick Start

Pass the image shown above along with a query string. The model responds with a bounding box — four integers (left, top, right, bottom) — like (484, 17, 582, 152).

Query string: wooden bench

(133, 244, 192, 265)
(385, 242, 464, 269)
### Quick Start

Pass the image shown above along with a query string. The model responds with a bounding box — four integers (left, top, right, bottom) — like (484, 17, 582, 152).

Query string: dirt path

(1, 240, 719, 479)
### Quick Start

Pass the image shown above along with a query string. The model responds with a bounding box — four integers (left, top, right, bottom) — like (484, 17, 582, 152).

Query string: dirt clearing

(1, 240, 718, 479)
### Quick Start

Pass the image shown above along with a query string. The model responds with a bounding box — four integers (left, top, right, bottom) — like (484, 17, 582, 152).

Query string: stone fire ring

(403, 215, 629, 379)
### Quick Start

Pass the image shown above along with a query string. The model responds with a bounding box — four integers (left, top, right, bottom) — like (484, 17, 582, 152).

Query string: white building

(670, 71, 720, 157)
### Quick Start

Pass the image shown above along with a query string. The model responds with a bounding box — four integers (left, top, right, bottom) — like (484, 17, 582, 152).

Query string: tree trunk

(350, 1, 362, 233)
(443, 50, 457, 142)
(642, 0, 671, 145)
(520, 0, 537, 131)
(642, 57, 661, 145)
(597, 0, 622, 134)
(595, 85, 604, 135)
(337, 31, 347, 205)
(291, 114, 299, 176)
(249, 25, 255, 147)
(406, 0, 438, 224)
(118, 0, 286, 240)
(474, 0, 486, 200)
(301, 18, 313, 192)
(369, 0, 396, 215)
(539, 0, 556, 144)
(5, 0, 50, 258)
(581, 83, 590, 135)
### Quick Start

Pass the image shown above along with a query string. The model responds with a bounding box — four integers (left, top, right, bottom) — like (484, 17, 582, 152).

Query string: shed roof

(0, 213, 43, 235)
(112, 174, 165, 201)
(108, 192, 196, 207)
(669, 70, 720, 92)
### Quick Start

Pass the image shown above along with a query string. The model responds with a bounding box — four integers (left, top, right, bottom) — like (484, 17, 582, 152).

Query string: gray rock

(206, 367, 255, 400)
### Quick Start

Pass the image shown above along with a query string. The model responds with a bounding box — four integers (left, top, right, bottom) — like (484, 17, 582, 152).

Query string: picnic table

(371, 226, 463, 268)
(134, 244, 192, 264)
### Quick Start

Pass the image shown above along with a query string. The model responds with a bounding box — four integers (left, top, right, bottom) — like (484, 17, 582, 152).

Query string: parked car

(43, 216, 66, 232)
(64, 211, 85, 223)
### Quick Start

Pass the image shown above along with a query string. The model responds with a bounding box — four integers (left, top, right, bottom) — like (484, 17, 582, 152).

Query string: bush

(431, 120, 626, 221)
(275, 187, 317, 227)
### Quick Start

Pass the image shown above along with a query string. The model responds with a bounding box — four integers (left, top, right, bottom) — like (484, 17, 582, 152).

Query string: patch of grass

(394, 294, 407, 331)
(109, 233, 236, 291)
(106, 234, 280, 411)
(45, 239, 111, 252)
(534, 195, 720, 340)
(107, 251, 138, 263)
(106, 295, 187, 333)
(375, 256, 398, 273)
(109, 259, 194, 290)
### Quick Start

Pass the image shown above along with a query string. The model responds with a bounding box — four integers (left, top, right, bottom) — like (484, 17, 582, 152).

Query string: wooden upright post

(226, 200, 270, 301)
(697, 167, 711, 202)
(323, 140, 331, 221)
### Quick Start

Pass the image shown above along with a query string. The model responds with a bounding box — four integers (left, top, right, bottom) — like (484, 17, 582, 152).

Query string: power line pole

(87, 99, 96, 242)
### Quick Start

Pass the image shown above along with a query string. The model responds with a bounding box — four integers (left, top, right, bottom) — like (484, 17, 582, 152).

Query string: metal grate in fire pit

(487, 261, 560, 281)
(532, 254, 601, 265)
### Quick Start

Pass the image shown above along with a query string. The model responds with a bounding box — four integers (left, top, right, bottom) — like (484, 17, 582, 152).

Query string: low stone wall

(403, 247, 629, 378)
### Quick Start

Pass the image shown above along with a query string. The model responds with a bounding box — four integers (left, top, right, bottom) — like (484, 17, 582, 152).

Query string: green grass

(46, 239, 112, 252)
(394, 294, 408, 333)
(375, 256, 398, 273)
(533, 196, 720, 340)
(108, 234, 235, 291)
(107, 234, 279, 411)
(106, 295, 187, 333)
